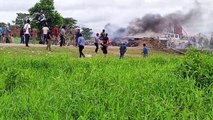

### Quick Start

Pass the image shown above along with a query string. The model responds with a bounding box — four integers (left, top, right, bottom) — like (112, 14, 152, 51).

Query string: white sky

(0, 0, 212, 33)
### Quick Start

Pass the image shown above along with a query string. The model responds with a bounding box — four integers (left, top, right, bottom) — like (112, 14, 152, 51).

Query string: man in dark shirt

(100, 29, 106, 41)
(120, 43, 127, 59)
(60, 26, 66, 47)
(101, 33, 109, 56)
(75, 28, 80, 47)
(47, 28, 53, 51)
(20, 26, 25, 44)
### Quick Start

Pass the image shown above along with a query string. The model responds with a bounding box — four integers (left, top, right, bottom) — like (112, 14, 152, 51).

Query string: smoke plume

(126, 1, 201, 35)
(104, 23, 126, 40)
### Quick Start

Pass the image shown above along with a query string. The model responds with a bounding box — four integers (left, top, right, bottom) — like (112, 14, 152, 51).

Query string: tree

(14, 13, 30, 27)
(0, 22, 6, 27)
(29, 0, 64, 40)
(64, 18, 77, 27)
(81, 27, 93, 40)
(29, 0, 64, 29)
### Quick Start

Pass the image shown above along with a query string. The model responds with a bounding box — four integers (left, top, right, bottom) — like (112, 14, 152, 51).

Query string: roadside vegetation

(0, 47, 212, 119)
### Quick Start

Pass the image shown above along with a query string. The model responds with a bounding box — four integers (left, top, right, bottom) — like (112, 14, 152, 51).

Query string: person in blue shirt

(0, 24, 3, 43)
(143, 44, 148, 57)
(78, 33, 86, 58)
(120, 42, 127, 59)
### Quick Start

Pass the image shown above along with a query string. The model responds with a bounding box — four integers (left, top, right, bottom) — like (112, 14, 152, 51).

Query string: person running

(101, 33, 109, 56)
(42, 24, 49, 44)
(20, 26, 25, 44)
(0, 24, 3, 43)
(53, 25, 59, 45)
(78, 33, 85, 58)
(46, 28, 53, 51)
(24, 20, 31, 47)
(94, 33, 100, 53)
(120, 42, 127, 59)
(143, 44, 149, 57)
(60, 26, 66, 47)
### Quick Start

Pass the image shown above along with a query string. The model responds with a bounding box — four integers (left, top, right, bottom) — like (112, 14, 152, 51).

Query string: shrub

(179, 48, 213, 88)
(4, 69, 30, 93)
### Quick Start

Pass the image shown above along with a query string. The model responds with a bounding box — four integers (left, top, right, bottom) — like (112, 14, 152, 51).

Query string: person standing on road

(94, 33, 100, 53)
(5, 23, 11, 43)
(20, 26, 25, 44)
(24, 20, 31, 47)
(78, 33, 86, 58)
(75, 28, 80, 47)
(46, 28, 53, 51)
(0, 25, 3, 43)
(60, 26, 66, 47)
(53, 25, 59, 45)
(42, 24, 49, 44)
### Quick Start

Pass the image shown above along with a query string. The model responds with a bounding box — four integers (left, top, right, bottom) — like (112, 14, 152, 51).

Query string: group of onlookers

(1, 20, 149, 58)
(0, 23, 15, 43)
(93, 29, 148, 59)
(74, 29, 110, 58)
(40, 24, 68, 51)
(0, 21, 31, 46)
(39, 25, 149, 58)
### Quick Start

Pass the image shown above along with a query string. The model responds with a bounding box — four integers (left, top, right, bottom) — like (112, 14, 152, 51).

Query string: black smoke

(126, 1, 201, 35)
(104, 23, 126, 40)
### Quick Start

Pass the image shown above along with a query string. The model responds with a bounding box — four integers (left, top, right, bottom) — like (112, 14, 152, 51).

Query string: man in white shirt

(42, 24, 49, 44)
(24, 20, 31, 47)
(94, 33, 100, 53)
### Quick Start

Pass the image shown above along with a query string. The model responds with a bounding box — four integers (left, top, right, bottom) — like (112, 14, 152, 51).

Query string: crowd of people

(0, 23, 15, 43)
(0, 11, 149, 58)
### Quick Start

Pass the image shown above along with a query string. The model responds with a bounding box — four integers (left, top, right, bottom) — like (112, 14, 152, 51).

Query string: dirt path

(0, 43, 150, 57)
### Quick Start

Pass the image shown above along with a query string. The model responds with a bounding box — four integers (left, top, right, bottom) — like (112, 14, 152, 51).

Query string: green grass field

(13, 37, 39, 44)
(0, 46, 212, 119)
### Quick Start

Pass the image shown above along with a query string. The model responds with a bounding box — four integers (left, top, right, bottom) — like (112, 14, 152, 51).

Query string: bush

(4, 69, 30, 93)
(179, 48, 213, 88)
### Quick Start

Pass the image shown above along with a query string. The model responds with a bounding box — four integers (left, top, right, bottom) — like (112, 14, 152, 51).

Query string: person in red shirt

(53, 25, 59, 45)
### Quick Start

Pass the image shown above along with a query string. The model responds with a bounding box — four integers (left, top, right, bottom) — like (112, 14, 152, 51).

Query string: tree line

(4, 0, 93, 40)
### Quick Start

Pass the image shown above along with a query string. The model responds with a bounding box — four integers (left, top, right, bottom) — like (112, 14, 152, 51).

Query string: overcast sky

(0, 0, 212, 33)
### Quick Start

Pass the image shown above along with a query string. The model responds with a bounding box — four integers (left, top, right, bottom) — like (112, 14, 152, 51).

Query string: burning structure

(125, 2, 209, 49)
(107, 0, 211, 50)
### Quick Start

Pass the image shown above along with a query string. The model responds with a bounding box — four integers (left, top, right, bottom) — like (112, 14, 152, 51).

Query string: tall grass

(0, 47, 212, 119)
